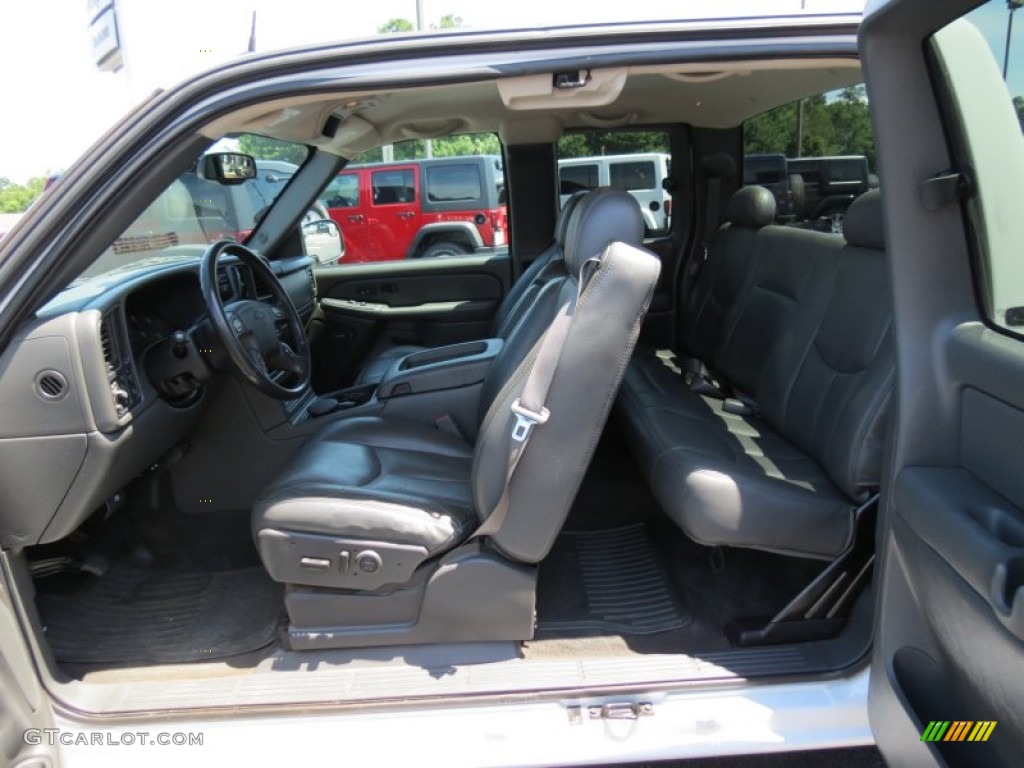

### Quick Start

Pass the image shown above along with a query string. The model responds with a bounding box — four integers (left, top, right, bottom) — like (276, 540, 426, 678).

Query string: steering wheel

(199, 240, 311, 399)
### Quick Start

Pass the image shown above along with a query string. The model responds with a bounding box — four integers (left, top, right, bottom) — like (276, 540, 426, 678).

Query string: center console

(264, 338, 504, 440)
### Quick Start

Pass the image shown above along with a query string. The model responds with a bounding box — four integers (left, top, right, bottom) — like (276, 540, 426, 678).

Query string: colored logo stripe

(920, 721, 996, 742)
(968, 721, 997, 742)
(921, 721, 950, 742)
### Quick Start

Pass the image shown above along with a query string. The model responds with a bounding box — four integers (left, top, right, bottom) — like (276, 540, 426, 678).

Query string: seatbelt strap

(679, 174, 722, 315)
(472, 258, 600, 540)
(701, 175, 723, 262)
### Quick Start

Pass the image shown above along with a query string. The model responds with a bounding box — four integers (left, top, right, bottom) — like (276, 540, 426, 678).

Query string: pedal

(79, 553, 110, 577)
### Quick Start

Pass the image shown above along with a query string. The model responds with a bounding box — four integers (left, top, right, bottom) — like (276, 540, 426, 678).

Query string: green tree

(744, 87, 877, 170)
(0, 177, 47, 213)
(378, 18, 414, 34)
(356, 134, 501, 163)
(434, 13, 462, 29)
(557, 131, 669, 158)
(236, 134, 308, 165)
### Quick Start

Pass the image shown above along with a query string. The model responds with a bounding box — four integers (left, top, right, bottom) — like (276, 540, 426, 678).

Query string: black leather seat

(252, 189, 660, 648)
(619, 190, 892, 559)
(353, 191, 587, 386)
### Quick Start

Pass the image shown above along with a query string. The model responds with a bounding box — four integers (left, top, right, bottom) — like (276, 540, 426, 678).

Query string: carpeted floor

(536, 523, 691, 634)
(527, 422, 823, 659)
(37, 563, 283, 664)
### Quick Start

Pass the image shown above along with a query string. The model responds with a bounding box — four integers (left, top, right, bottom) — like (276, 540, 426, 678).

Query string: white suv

(559, 152, 672, 233)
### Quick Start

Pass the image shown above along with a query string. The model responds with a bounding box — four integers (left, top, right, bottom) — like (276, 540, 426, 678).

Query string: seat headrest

(563, 188, 644, 275)
(700, 152, 738, 180)
(727, 186, 777, 229)
(843, 189, 885, 250)
(556, 191, 587, 247)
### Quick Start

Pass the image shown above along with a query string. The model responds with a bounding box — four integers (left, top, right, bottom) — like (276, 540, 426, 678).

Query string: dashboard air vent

(99, 309, 140, 418)
(35, 371, 68, 400)
(251, 267, 275, 300)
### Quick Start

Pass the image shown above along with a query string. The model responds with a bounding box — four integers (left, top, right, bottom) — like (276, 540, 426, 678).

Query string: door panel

(310, 254, 510, 391)
(861, 1, 1024, 766)
(0, 554, 56, 767)
(368, 165, 419, 260)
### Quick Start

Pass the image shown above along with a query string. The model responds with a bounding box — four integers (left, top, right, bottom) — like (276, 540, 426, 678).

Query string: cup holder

(324, 384, 376, 410)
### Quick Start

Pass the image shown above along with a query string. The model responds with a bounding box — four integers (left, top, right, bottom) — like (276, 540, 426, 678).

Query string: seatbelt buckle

(510, 399, 550, 442)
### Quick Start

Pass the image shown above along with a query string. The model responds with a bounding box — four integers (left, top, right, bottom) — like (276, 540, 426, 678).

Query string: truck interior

(0, 23, 891, 717)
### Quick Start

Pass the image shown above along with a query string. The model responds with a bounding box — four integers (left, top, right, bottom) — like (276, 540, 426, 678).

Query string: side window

(324, 132, 508, 263)
(559, 163, 599, 195)
(610, 161, 656, 191)
(372, 169, 415, 205)
(932, 1, 1024, 334)
(425, 165, 482, 203)
(557, 130, 672, 236)
(320, 173, 360, 208)
(743, 85, 876, 233)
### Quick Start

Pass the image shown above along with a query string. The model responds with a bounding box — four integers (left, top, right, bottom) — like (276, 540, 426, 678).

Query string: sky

(0, 0, 1018, 184)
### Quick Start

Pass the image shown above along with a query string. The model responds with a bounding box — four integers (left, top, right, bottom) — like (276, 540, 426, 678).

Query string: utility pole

(796, 99, 804, 157)
(1005, 1, 1024, 80)
(248, 11, 256, 53)
(417, 0, 433, 159)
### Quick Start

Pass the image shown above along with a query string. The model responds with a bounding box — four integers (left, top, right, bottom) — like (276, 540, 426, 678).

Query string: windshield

(73, 134, 309, 285)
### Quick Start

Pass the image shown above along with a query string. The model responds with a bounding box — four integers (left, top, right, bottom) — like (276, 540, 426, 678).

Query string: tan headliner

(202, 58, 862, 156)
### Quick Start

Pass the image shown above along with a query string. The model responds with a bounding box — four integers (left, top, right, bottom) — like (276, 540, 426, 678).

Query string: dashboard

(0, 252, 316, 549)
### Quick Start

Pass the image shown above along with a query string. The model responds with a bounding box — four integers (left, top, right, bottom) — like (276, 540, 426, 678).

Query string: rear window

(610, 161, 657, 191)
(828, 159, 867, 181)
(426, 164, 483, 202)
(559, 163, 599, 195)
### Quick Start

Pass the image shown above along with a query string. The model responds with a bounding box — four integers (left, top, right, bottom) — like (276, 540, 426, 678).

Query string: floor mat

(37, 563, 283, 664)
(536, 523, 691, 635)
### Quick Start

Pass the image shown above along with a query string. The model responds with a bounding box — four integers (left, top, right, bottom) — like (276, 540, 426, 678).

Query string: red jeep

(319, 155, 507, 262)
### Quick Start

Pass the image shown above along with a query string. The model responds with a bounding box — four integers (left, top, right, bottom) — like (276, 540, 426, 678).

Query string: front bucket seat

(251, 189, 661, 649)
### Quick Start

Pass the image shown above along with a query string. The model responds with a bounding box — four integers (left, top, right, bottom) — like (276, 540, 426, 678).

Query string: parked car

(0, 2, 1022, 767)
(742, 152, 805, 222)
(787, 154, 873, 232)
(319, 155, 507, 261)
(558, 152, 672, 232)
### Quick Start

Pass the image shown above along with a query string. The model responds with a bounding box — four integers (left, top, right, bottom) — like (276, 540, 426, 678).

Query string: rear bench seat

(618, 188, 892, 560)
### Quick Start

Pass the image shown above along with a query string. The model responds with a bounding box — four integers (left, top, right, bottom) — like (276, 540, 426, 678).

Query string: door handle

(397, 211, 415, 219)
(347, 214, 364, 223)
(991, 558, 1024, 639)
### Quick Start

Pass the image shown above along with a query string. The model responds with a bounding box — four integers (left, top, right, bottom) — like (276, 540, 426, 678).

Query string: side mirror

(302, 217, 344, 266)
(198, 152, 257, 185)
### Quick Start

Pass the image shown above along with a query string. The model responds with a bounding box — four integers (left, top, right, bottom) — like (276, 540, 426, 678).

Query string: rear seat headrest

(563, 188, 644, 275)
(727, 186, 776, 229)
(555, 191, 587, 247)
(843, 190, 885, 250)
(700, 152, 738, 180)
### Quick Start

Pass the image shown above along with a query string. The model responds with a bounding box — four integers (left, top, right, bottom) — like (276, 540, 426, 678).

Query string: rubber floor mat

(37, 564, 283, 664)
(536, 524, 690, 634)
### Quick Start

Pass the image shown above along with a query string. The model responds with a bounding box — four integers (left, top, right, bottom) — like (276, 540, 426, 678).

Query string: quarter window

(426, 165, 482, 202)
(610, 161, 656, 191)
